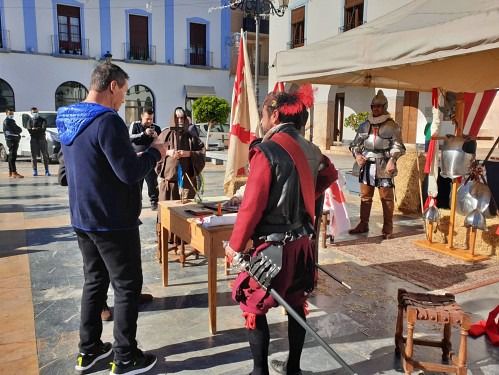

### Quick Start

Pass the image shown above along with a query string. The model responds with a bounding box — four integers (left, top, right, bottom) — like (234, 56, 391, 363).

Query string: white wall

(1, 53, 232, 127)
(3, 0, 25, 51)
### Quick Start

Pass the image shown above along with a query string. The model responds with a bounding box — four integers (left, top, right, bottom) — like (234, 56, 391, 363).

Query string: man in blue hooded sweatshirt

(57, 63, 166, 375)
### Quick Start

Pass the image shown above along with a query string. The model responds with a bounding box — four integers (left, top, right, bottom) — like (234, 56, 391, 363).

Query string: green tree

(192, 96, 230, 126)
(344, 111, 369, 131)
(192, 96, 231, 150)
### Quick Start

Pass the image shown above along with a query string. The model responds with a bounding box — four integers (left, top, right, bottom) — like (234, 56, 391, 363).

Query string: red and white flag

(273, 81, 285, 93)
(463, 90, 497, 137)
(224, 31, 261, 192)
(323, 172, 350, 236)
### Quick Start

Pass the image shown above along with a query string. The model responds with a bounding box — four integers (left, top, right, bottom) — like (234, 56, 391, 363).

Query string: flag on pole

(224, 30, 261, 193)
(463, 90, 497, 137)
(323, 172, 350, 236)
(273, 81, 285, 93)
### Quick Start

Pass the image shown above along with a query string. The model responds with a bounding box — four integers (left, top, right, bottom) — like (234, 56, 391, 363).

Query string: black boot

(247, 315, 270, 375)
(269, 305, 306, 375)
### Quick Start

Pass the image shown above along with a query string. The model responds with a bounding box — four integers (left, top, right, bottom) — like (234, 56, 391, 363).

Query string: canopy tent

(275, 0, 499, 93)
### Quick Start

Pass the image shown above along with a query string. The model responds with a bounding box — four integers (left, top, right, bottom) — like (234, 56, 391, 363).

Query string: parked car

(0, 111, 60, 163)
(195, 123, 230, 151)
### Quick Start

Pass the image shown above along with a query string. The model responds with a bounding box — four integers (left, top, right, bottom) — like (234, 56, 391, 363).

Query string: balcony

(185, 48, 213, 68)
(339, 20, 366, 33)
(287, 37, 305, 49)
(0, 29, 10, 51)
(51, 35, 89, 57)
(123, 43, 156, 63)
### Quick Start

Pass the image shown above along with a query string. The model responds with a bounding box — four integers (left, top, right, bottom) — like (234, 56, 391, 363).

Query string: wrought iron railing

(51, 35, 89, 57)
(339, 20, 366, 33)
(123, 43, 156, 63)
(185, 48, 213, 67)
(287, 37, 305, 49)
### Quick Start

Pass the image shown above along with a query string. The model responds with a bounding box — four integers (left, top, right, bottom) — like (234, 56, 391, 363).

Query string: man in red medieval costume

(225, 85, 338, 375)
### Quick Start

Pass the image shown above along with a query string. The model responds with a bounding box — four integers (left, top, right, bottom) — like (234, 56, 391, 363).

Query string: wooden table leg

(208, 249, 217, 334)
(161, 227, 169, 287)
(156, 221, 162, 263)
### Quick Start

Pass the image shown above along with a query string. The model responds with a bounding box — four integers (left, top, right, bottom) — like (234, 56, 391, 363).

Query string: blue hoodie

(57, 102, 161, 231)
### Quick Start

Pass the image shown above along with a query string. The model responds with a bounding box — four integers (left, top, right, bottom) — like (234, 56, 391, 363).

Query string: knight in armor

(224, 85, 338, 375)
(349, 90, 406, 239)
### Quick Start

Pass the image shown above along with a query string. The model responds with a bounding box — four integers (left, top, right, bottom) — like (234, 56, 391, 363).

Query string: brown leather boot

(380, 187, 395, 239)
(349, 184, 374, 234)
(8, 172, 13, 178)
(12, 172, 24, 178)
(348, 202, 371, 234)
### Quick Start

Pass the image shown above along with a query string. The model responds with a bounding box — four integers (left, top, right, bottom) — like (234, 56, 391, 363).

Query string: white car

(195, 123, 229, 151)
(0, 111, 60, 162)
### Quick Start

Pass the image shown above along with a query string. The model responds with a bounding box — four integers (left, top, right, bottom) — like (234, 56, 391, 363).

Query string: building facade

(0, 0, 240, 127)
(268, 0, 498, 149)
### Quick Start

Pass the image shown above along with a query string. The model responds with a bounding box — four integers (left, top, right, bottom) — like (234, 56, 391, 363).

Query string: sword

(233, 249, 357, 375)
(315, 263, 352, 290)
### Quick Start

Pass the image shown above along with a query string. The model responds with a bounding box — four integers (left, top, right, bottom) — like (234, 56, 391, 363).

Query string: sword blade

(269, 289, 357, 375)
(316, 264, 352, 290)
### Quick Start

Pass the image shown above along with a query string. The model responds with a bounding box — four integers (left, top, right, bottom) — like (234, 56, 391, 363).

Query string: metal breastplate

(440, 136, 476, 178)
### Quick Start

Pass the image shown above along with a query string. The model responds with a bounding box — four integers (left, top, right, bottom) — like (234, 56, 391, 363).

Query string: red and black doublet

(229, 123, 337, 318)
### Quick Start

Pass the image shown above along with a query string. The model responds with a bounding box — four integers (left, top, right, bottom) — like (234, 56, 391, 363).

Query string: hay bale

(372, 151, 426, 215)
(224, 176, 247, 197)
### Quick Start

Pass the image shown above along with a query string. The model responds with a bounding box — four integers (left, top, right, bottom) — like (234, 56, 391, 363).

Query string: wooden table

(158, 200, 234, 334)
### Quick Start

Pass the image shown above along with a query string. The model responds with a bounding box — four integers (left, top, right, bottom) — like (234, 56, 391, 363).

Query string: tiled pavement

(1, 158, 498, 375)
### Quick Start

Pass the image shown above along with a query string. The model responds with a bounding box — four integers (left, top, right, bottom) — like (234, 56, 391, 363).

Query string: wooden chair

(395, 288, 470, 375)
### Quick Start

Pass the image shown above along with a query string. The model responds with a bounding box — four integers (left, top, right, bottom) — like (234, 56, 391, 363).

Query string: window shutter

(291, 6, 305, 24)
(345, 0, 364, 9)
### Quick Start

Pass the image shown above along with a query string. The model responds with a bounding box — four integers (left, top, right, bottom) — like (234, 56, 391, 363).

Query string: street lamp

(230, 0, 288, 103)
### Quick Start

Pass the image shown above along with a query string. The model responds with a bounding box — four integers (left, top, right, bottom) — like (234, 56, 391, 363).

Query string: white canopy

(275, 0, 499, 92)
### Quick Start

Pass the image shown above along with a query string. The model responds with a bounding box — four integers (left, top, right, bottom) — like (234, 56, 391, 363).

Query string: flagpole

(254, 14, 260, 104)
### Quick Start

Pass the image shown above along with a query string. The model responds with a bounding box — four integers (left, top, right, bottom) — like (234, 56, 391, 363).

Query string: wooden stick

(469, 228, 477, 257)
(447, 94, 465, 250)
(447, 179, 458, 249)
(428, 222, 434, 243)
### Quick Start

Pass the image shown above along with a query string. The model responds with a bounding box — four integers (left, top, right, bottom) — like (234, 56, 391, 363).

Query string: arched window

(55, 81, 88, 109)
(0, 79, 15, 112)
(125, 84, 155, 125)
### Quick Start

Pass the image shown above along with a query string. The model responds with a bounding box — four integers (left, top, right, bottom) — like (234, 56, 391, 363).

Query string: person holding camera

(129, 109, 162, 210)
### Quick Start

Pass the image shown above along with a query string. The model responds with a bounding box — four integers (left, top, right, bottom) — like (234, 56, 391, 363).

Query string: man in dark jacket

(3, 108, 23, 178)
(129, 109, 162, 210)
(27, 107, 51, 176)
(56, 63, 165, 375)
(26, 107, 50, 176)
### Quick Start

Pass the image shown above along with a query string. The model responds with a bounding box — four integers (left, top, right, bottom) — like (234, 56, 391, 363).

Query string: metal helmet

(464, 208, 487, 230)
(457, 180, 492, 215)
(440, 135, 476, 178)
(371, 90, 388, 112)
(424, 206, 440, 223)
